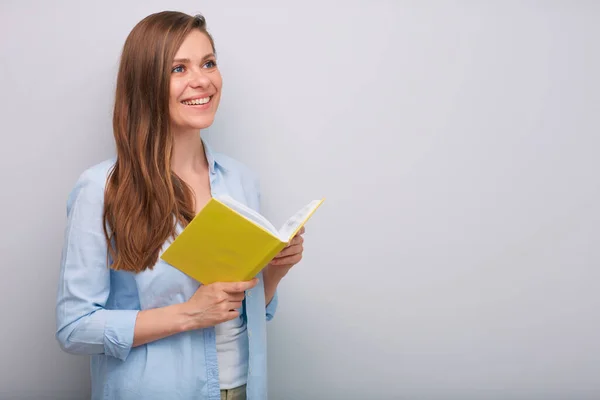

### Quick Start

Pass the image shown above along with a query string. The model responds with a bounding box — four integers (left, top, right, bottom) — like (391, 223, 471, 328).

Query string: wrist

(172, 303, 199, 333)
(264, 264, 289, 283)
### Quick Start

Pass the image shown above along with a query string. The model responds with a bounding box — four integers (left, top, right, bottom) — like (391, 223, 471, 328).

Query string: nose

(188, 68, 211, 89)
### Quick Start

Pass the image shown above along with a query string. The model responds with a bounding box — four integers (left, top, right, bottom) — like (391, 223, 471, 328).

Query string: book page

(277, 199, 323, 241)
(215, 195, 279, 236)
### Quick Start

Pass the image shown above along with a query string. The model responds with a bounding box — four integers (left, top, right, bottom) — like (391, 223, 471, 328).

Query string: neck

(170, 128, 209, 176)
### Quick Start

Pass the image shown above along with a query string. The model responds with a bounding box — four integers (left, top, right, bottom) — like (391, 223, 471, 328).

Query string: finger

(222, 278, 259, 293)
(220, 300, 242, 312)
(284, 235, 304, 249)
(222, 310, 240, 322)
(227, 301, 243, 310)
(228, 292, 245, 302)
(274, 243, 303, 258)
(271, 253, 302, 266)
(278, 243, 302, 256)
(296, 226, 306, 236)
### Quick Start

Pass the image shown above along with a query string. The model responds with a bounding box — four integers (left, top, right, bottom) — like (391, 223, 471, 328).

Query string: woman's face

(169, 30, 222, 134)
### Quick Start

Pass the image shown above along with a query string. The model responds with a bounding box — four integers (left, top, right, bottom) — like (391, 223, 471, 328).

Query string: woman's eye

(203, 60, 216, 69)
(172, 65, 185, 73)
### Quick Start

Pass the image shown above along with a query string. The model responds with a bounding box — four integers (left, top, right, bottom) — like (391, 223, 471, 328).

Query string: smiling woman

(54, 11, 305, 400)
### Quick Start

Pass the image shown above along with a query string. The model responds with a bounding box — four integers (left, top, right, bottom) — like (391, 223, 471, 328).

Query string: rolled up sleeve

(55, 171, 138, 361)
(265, 289, 278, 321)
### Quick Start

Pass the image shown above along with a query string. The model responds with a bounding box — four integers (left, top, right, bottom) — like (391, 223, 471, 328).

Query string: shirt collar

(201, 137, 227, 174)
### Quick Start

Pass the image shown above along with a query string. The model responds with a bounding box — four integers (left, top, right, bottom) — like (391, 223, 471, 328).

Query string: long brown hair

(103, 11, 215, 273)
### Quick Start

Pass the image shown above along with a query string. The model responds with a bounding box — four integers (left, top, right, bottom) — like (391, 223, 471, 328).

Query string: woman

(55, 11, 304, 400)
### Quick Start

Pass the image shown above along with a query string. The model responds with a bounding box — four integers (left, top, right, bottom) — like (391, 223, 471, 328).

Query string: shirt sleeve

(265, 289, 278, 321)
(55, 171, 139, 361)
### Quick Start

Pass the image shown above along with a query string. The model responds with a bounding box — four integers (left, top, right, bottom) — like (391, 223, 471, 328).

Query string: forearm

(263, 265, 287, 305)
(132, 303, 193, 347)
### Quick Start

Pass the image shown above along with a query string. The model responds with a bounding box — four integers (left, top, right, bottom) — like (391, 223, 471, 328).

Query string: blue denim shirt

(55, 141, 278, 400)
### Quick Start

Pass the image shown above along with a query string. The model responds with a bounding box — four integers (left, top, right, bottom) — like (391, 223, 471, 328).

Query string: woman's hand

(263, 226, 306, 305)
(181, 278, 259, 330)
(269, 226, 305, 273)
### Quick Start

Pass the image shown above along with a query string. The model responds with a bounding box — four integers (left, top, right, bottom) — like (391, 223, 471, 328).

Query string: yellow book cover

(160, 195, 325, 284)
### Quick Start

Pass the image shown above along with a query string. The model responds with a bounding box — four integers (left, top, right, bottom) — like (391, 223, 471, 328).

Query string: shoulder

(77, 158, 116, 187)
(66, 158, 116, 211)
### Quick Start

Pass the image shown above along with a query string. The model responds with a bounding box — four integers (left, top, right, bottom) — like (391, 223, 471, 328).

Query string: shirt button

(248, 330, 252, 337)
(247, 290, 251, 297)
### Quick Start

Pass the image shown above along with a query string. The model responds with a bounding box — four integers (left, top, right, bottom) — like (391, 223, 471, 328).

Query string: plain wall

(1, 1, 599, 399)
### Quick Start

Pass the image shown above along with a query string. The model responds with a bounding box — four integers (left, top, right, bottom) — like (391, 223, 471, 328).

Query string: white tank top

(215, 312, 249, 389)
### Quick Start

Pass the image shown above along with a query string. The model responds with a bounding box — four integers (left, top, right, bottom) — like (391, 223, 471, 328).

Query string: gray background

(1, 1, 599, 399)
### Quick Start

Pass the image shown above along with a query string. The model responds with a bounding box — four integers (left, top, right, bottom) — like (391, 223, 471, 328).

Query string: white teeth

(182, 97, 210, 105)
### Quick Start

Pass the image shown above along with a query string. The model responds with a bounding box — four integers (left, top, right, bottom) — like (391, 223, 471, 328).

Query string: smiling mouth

(181, 96, 211, 106)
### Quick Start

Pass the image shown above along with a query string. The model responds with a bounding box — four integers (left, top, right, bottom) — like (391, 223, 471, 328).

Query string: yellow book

(160, 195, 325, 284)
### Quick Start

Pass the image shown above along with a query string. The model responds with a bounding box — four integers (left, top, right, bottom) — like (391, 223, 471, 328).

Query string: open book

(160, 195, 325, 284)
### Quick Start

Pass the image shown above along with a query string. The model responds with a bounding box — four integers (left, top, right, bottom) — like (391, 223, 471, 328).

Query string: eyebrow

(172, 53, 216, 64)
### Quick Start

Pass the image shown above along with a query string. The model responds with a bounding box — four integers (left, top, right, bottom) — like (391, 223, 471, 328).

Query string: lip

(181, 94, 213, 102)
(180, 95, 213, 110)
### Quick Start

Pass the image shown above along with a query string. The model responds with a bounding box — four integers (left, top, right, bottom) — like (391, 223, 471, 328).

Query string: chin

(174, 118, 216, 132)
(193, 118, 215, 130)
